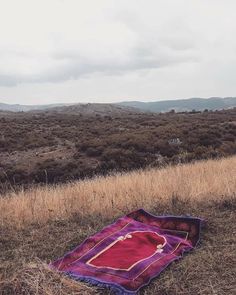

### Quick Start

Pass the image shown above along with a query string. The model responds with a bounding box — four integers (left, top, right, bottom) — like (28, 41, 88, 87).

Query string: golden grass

(0, 261, 98, 295)
(1, 156, 236, 294)
(1, 156, 235, 228)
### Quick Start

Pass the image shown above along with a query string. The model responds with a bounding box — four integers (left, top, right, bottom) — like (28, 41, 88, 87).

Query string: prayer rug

(51, 209, 202, 294)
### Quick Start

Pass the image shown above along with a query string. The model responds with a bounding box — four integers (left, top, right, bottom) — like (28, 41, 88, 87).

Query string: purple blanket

(51, 209, 202, 294)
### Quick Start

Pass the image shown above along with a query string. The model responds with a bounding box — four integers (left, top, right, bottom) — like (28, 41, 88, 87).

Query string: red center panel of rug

(88, 231, 165, 270)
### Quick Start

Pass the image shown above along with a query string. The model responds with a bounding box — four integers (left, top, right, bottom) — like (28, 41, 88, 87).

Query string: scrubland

(0, 108, 235, 194)
(0, 156, 236, 294)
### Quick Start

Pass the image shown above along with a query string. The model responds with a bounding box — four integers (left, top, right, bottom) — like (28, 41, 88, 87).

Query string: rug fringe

(67, 272, 136, 295)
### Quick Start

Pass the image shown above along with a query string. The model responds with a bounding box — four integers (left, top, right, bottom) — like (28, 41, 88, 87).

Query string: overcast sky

(0, 0, 236, 105)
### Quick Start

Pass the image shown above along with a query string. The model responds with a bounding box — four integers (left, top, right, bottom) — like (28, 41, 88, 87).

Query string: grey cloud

(0, 74, 22, 87)
(0, 0, 202, 87)
(0, 41, 198, 86)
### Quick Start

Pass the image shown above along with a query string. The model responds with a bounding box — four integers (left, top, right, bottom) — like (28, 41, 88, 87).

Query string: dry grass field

(0, 156, 236, 294)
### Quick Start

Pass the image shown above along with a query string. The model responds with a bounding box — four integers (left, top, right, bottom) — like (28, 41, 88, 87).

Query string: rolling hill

(119, 97, 236, 112)
(42, 103, 142, 116)
(0, 102, 142, 117)
(1, 97, 236, 114)
(0, 102, 73, 112)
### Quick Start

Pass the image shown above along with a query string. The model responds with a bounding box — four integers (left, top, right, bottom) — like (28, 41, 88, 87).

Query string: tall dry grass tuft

(0, 156, 236, 228)
(0, 260, 97, 295)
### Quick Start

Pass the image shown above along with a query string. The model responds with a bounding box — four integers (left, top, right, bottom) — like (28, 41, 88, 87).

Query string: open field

(0, 156, 236, 294)
(0, 108, 235, 194)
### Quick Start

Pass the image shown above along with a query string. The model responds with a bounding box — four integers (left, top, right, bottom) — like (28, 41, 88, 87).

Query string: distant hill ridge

(0, 97, 236, 113)
(0, 102, 142, 117)
(119, 97, 236, 112)
(0, 102, 73, 112)
(44, 103, 142, 116)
